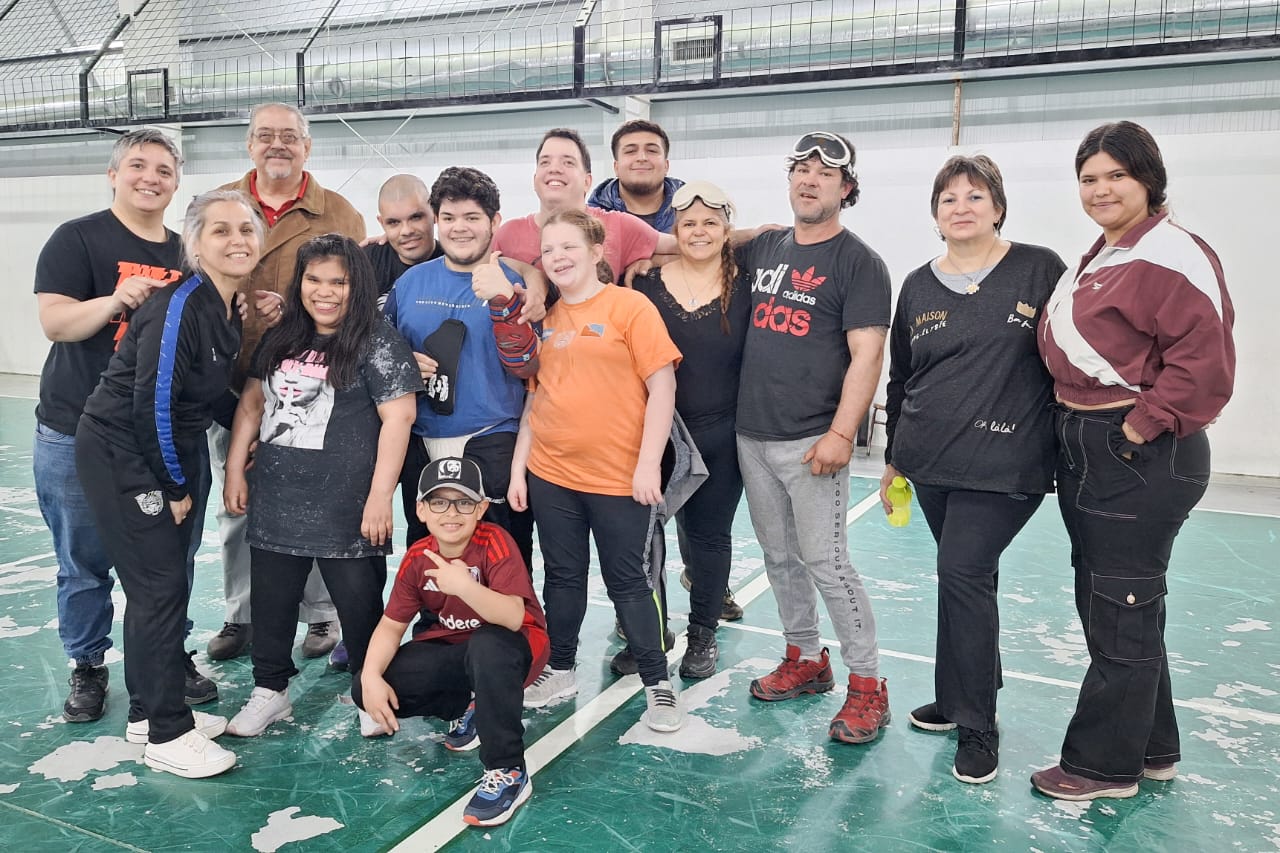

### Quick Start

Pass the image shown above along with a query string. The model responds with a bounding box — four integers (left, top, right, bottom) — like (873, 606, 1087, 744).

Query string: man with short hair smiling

(208, 102, 366, 664)
(588, 119, 685, 232)
(366, 174, 443, 304)
(383, 167, 538, 569)
(34, 128, 218, 722)
(736, 131, 893, 746)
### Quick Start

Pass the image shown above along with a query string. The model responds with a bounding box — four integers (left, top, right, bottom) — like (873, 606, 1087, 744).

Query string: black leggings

(677, 416, 744, 630)
(914, 484, 1043, 732)
(248, 549, 386, 690)
(528, 473, 667, 686)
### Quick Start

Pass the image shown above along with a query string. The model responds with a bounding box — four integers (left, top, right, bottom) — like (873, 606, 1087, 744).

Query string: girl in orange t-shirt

(509, 210, 684, 732)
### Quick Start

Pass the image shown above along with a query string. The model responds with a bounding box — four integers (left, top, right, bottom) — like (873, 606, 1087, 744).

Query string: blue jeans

(35, 423, 208, 665)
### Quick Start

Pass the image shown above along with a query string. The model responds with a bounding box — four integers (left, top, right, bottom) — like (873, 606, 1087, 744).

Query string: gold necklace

(945, 240, 1000, 295)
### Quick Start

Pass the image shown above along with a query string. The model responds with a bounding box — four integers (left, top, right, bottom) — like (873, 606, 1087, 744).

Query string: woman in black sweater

(76, 189, 262, 779)
(881, 156, 1065, 785)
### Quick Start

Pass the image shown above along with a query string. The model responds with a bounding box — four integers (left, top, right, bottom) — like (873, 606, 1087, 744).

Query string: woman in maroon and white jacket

(1032, 121, 1235, 801)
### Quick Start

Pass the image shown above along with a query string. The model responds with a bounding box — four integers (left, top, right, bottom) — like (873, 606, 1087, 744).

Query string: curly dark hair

(428, 166, 501, 219)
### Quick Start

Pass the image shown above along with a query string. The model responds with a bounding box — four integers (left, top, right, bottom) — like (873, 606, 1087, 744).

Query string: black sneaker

(908, 701, 957, 732)
(207, 622, 252, 661)
(953, 726, 999, 784)
(63, 664, 109, 722)
(679, 624, 719, 679)
(183, 650, 218, 705)
(610, 628, 677, 676)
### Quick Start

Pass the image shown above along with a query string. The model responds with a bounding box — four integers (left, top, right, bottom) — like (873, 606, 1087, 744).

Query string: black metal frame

(6, 0, 1280, 134)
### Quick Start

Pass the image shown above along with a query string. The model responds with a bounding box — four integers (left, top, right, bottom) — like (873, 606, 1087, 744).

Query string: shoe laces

(647, 685, 677, 709)
(216, 622, 242, 637)
(449, 703, 476, 733)
(476, 767, 520, 795)
(957, 726, 997, 755)
(184, 650, 200, 677)
(307, 621, 333, 638)
(687, 631, 714, 654)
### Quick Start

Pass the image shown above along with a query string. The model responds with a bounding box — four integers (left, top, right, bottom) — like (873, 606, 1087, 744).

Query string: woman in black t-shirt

(222, 234, 420, 738)
(632, 181, 750, 680)
(881, 156, 1065, 786)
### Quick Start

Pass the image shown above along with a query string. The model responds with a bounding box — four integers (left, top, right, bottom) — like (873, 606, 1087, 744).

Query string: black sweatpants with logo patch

(75, 420, 199, 744)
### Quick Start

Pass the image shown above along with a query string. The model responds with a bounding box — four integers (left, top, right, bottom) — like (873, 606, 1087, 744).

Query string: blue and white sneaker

(328, 640, 349, 672)
(445, 701, 480, 752)
(463, 767, 531, 826)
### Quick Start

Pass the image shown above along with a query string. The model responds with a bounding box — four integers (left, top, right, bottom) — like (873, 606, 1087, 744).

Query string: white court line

(0, 505, 43, 519)
(392, 484, 886, 850)
(0, 551, 55, 570)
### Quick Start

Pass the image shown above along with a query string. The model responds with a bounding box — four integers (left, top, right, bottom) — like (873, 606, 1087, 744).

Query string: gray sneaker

(522, 667, 577, 709)
(643, 680, 684, 732)
(301, 621, 339, 658)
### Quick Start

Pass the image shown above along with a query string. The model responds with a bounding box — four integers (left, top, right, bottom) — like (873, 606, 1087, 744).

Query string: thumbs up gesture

(471, 251, 516, 303)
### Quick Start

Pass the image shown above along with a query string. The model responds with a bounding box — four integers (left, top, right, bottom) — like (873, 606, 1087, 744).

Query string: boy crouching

(355, 457, 549, 827)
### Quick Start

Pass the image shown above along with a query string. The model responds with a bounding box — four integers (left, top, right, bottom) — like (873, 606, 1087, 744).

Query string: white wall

(1, 63, 1275, 475)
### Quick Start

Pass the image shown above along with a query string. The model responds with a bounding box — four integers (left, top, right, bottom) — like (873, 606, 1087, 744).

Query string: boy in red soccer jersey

(355, 457, 548, 827)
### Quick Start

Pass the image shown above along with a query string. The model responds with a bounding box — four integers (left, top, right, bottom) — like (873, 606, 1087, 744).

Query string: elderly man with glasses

(735, 131, 894, 745)
(206, 102, 367, 665)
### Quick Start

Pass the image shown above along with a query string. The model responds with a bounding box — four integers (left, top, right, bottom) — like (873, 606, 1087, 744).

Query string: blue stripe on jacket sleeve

(155, 276, 202, 487)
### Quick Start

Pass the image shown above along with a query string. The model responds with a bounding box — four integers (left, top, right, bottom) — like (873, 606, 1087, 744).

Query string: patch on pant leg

(134, 490, 164, 516)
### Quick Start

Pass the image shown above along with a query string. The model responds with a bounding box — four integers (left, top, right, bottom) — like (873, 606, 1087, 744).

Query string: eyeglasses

(252, 129, 303, 145)
(788, 132, 853, 169)
(426, 497, 478, 515)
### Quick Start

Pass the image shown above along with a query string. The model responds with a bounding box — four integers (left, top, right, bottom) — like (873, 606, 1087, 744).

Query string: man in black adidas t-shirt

(33, 129, 216, 723)
(736, 132, 892, 746)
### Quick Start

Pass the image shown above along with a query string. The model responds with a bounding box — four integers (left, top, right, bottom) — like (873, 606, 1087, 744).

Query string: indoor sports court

(2, 0, 1278, 849)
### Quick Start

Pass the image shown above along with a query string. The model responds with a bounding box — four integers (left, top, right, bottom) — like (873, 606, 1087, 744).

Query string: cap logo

(440, 459, 462, 479)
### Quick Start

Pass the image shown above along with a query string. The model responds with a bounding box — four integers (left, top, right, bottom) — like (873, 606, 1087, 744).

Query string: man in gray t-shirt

(736, 131, 892, 746)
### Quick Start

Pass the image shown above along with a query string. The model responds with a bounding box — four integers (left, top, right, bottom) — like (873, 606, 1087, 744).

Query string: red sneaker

(749, 645, 835, 701)
(828, 674, 891, 744)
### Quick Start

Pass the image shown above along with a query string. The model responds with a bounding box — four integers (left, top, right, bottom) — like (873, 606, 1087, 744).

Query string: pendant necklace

(676, 264, 713, 309)
(948, 240, 1000, 295)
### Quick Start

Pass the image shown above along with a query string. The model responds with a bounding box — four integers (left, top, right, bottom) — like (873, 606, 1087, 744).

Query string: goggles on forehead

(788, 132, 853, 170)
(671, 180, 735, 219)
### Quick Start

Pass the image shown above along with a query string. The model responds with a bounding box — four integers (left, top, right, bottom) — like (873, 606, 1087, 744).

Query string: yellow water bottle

(887, 476, 912, 527)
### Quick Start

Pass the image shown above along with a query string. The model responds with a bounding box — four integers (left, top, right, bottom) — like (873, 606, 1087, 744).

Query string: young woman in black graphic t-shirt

(222, 234, 420, 738)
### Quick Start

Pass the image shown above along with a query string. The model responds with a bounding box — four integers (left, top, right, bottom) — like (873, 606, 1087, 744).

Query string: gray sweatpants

(207, 422, 336, 624)
(737, 434, 879, 677)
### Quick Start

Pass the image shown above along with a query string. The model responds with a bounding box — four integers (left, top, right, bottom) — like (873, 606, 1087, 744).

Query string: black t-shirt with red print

(35, 209, 183, 435)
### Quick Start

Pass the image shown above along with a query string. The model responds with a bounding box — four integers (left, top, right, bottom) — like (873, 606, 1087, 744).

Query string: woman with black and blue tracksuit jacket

(75, 189, 262, 779)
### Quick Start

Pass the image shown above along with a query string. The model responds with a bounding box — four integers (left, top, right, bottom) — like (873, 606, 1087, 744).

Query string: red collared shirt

(249, 171, 309, 227)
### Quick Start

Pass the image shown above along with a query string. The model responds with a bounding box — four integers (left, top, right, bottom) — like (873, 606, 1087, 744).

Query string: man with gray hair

(34, 128, 218, 722)
(207, 102, 366, 663)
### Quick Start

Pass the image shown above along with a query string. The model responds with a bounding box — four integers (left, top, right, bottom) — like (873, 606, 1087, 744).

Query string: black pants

(352, 625, 532, 771)
(398, 431, 534, 571)
(1054, 407, 1209, 783)
(914, 484, 1043, 732)
(528, 473, 667, 686)
(248, 549, 386, 690)
(75, 422, 197, 743)
(678, 417, 744, 631)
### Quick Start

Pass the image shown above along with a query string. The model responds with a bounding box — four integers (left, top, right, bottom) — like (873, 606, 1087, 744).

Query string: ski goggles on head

(787, 131, 853, 170)
(671, 180, 735, 219)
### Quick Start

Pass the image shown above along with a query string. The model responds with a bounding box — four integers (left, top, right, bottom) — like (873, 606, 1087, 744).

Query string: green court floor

(0, 393, 1276, 852)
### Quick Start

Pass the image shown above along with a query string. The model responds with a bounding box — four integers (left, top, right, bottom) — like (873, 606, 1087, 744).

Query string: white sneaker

(522, 667, 577, 709)
(126, 711, 228, 744)
(143, 729, 236, 779)
(643, 680, 684, 732)
(357, 709, 390, 738)
(226, 686, 293, 736)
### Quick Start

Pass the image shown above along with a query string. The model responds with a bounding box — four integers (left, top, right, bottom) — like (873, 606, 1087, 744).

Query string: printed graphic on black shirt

(749, 262, 825, 338)
(110, 260, 184, 347)
(260, 350, 334, 449)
